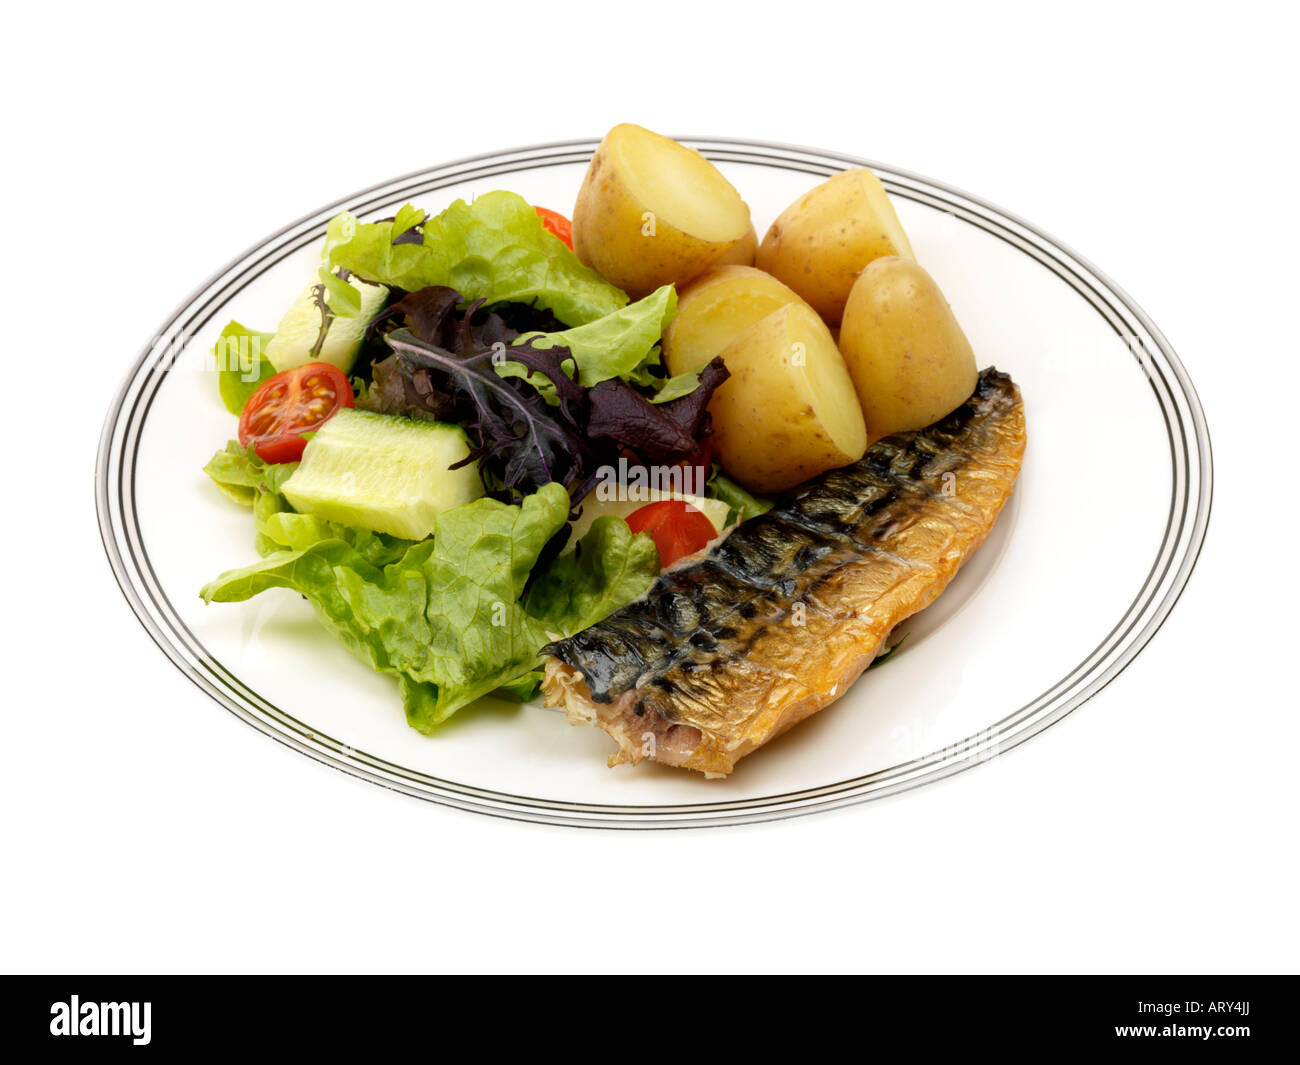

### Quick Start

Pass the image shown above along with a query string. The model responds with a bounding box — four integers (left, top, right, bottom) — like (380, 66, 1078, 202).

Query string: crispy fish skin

(543, 368, 1026, 776)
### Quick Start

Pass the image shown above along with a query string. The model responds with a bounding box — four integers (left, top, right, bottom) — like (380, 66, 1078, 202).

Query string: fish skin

(542, 368, 1026, 776)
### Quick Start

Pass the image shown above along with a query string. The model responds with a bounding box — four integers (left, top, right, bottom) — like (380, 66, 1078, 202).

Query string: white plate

(96, 139, 1212, 828)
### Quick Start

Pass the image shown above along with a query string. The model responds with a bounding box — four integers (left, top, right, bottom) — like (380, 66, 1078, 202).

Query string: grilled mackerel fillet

(542, 368, 1026, 776)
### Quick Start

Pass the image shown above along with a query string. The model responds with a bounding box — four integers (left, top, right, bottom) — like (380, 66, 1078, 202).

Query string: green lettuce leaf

(498, 284, 705, 404)
(200, 482, 658, 730)
(213, 321, 275, 415)
(252, 482, 413, 567)
(204, 441, 411, 564)
(496, 671, 544, 702)
(707, 466, 774, 525)
(325, 191, 627, 326)
(203, 440, 291, 506)
(516, 285, 677, 388)
(525, 516, 660, 632)
(203, 441, 264, 505)
(650, 368, 711, 404)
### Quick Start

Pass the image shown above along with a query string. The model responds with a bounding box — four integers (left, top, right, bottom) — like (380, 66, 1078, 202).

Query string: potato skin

(710, 302, 867, 493)
(838, 257, 978, 441)
(757, 168, 914, 325)
(663, 265, 804, 376)
(714, 224, 757, 267)
(572, 126, 751, 299)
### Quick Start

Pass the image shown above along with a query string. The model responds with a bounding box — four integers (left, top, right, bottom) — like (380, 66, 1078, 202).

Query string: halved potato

(572, 124, 752, 299)
(709, 302, 867, 493)
(838, 257, 977, 441)
(714, 224, 757, 267)
(756, 168, 915, 324)
(663, 265, 805, 376)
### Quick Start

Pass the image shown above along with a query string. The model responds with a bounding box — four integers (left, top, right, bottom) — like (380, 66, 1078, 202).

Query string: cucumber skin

(282, 410, 482, 540)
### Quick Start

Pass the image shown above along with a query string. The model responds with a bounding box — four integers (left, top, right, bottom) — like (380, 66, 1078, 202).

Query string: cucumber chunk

(282, 410, 482, 540)
(265, 276, 388, 374)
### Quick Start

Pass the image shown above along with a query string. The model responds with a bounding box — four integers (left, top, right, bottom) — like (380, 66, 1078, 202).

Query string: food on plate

(757, 167, 915, 324)
(662, 265, 805, 376)
(534, 205, 574, 249)
(707, 301, 867, 493)
(198, 128, 1025, 776)
(326, 191, 626, 326)
(625, 499, 719, 567)
(282, 409, 482, 541)
(571, 488, 729, 545)
(238, 362, 355, 464)
(542, 369, 1026, 776)
(715, 224, 757, 267)
(203, 482, 661, 729)
(264, 275, 389, 373)
(572, 123, 752, 298)
(838, 257, 978, 441)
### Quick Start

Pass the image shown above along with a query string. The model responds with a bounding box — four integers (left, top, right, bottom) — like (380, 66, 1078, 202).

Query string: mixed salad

(201, 189, 769, 731)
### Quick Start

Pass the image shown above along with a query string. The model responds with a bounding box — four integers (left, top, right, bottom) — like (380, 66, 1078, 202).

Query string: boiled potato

(714, 224, 757, 267)
(838, 257, 977, 441)
(572, 124, 752, 299)
(709, 302, 867, 493)
(663, 265, 805, 376)
(757, 168, 915, 324)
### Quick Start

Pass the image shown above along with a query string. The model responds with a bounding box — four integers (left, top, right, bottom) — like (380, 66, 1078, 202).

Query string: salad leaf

(366, 285, 468, 347)
(518, 285, 677, 388)
(495, 671, 544, 702)
(362, 285, 729, 501)
(499, 516, 659, 703)
(213, 321, 274, 415)
(203, 441, 264, 505)
(650, 368, 712, 404)
(396, 486, 569, 724)
(363, 286, 596, 502)
(514, 286, 709, 404)
(392, 203, 426, 242)
(253, 483, 414, 567)
(486, 300, 566, 335)
(200, 483, 658, 729)
(203, 440, 294, 506)
(317, 266, 364, 318)
(325, 191, 627, 326)
(524, 515, 660, 631)
(204, 441, 411, 564)
(707, 466, 774, 524)
(869, 633, 909, 669)
(586, 356, 730, 465)
(383, 326, 595, 502)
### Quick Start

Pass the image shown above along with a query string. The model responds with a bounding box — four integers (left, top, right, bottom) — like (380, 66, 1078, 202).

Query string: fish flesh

(542, 368, 1026, 776)
(544, 368, 1025, 775)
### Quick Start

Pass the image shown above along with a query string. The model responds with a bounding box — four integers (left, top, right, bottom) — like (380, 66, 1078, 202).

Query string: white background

(4, 0, 1296, 973)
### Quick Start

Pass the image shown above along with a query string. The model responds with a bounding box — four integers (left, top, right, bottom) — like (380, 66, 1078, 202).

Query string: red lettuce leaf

(359, 285, 729, 504)
(586, 356, 729, 465)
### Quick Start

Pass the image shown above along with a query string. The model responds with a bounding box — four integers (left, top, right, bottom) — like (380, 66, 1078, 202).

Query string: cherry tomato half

(535, 206, 574, 249)
(626, 500, 717, 568)
(238, 361, 355, 463)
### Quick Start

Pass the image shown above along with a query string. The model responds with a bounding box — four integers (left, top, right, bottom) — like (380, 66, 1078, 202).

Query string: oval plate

(96, 138, 1212, 828)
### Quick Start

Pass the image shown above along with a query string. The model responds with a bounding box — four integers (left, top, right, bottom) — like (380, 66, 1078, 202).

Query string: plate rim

(95, 137, 1214, 829)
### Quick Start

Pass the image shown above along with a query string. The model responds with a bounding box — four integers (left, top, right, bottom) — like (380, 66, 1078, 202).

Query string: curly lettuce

(200, 482, 657, 728)
(325, 191, 627, 326)
(516, 284, 676, 387)
(213, 321, 275, 416)
(204, 440, 414, 564)
(706, 466, 774, 525)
